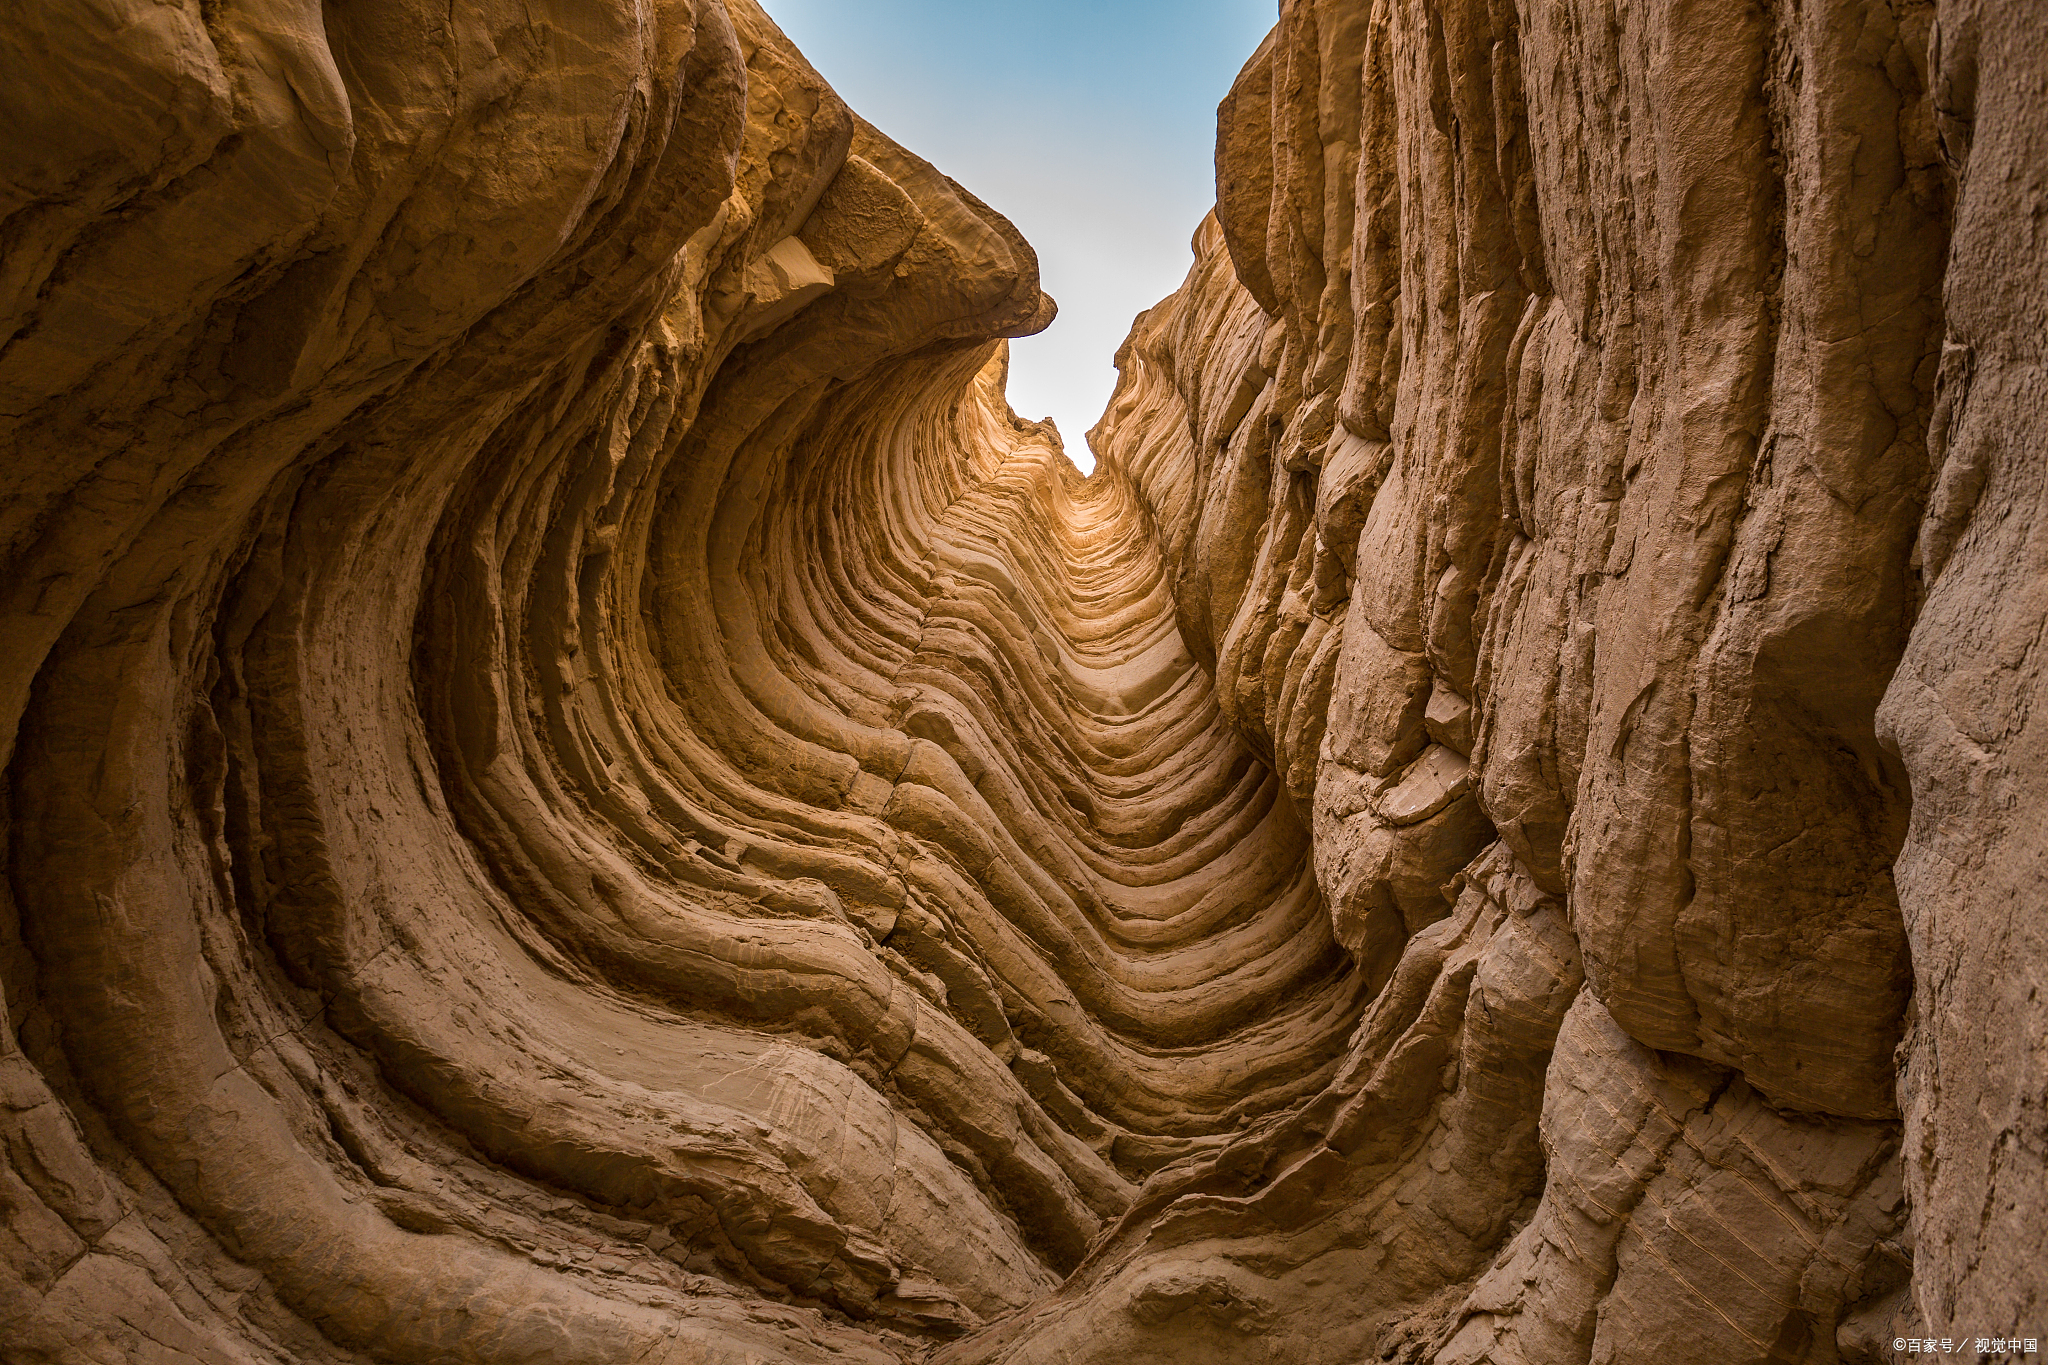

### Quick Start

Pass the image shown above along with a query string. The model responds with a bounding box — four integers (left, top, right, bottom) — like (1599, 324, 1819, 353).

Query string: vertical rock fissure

(1, 0, 2041, 1362)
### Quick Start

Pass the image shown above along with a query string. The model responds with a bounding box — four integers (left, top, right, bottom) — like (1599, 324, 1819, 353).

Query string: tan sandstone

(0, 0, 2041, 1362)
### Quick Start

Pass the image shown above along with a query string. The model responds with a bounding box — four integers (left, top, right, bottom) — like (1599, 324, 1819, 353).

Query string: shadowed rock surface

(0, 0, 2040, 1362)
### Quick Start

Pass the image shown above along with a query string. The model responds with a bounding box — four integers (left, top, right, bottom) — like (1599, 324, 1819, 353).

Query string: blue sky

(763, 0, 1276, 473)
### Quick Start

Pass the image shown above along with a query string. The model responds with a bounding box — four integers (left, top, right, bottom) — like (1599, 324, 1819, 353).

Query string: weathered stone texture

(1876, 0, 2048, 1336)
(0, 0, 2041, 1361)
(951, 0, 2036, 1359)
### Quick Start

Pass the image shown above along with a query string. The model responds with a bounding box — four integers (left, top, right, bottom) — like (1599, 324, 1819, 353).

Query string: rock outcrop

(0, 0, 2041, 1363)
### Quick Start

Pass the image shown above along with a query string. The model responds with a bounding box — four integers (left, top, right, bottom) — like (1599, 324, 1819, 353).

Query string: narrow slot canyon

(1, 1, 2043, 1363)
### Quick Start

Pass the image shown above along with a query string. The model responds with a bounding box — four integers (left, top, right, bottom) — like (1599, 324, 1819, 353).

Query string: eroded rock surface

(0, 0, 2041, 1362)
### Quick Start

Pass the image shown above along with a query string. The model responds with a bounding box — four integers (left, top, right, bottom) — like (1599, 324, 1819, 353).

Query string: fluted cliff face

(0, 1, 2040, 1363)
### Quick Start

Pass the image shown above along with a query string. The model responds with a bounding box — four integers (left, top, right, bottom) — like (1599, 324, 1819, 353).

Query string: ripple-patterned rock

(2, 0, 2043, 1362)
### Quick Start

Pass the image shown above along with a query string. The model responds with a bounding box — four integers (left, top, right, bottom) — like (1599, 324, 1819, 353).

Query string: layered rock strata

(951, 1, 2042, 1359)
(0, 1, 2042, 1363)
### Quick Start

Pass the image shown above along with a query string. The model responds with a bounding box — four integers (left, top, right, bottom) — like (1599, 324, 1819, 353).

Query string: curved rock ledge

(2, 0, 2043, 1362)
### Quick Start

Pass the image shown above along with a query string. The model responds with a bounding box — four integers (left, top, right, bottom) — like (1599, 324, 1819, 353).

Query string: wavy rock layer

(949, 1, 2042, 1360)
(0, 0, 2042, 1363)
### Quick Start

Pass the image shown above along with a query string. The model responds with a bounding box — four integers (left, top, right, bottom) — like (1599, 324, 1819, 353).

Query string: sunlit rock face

(0, 0, 2041, 1362)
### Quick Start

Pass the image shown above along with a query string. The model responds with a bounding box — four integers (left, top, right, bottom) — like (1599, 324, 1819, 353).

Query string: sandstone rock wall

(0, 0, 2041, 1362)
(960, 1, 2038, 1360)
(0, 2, 1362, 1358)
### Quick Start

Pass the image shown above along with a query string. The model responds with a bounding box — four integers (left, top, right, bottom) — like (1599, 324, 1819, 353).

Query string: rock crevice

(1, 0, 2042, 1361)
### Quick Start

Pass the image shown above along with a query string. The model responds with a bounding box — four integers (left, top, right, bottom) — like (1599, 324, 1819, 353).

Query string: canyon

(0, 0, 2042, 1362)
